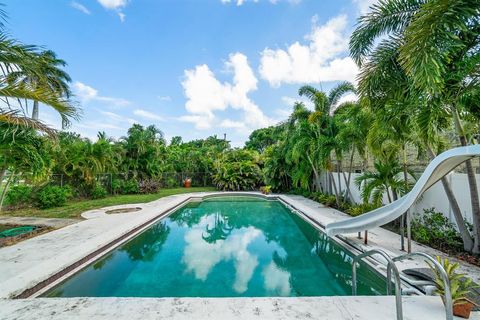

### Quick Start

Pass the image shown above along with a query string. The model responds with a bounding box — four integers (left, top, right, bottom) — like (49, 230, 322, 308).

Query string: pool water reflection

(45, 196, 386, 297)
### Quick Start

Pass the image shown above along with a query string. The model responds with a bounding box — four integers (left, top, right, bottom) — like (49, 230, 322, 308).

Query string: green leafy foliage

(411, 208, 464, 251)
(5, 185, 33, 208)
(345, 203, 380, 217)
(36, 186, 68, 209)
(427, 256, 479, 305)
(91, 184, 108, 199)
(260, 185, 272, 195)
(213, 149, 263, 191)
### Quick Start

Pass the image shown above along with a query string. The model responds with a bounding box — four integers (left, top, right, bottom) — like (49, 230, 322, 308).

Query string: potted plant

(428, 256, 478, 319)
(183, 178, 191, 188)
(260, 185, 272, 195)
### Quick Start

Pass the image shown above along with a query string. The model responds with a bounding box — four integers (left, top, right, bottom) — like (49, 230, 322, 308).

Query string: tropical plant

(355, 157, 414, 206)
(427, 256, 479, 307)
(350, 0, 479, 252)
(213, 149, 262, 191)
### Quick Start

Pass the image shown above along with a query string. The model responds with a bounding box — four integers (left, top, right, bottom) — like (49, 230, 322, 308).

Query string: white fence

(321, 171, 480, 225)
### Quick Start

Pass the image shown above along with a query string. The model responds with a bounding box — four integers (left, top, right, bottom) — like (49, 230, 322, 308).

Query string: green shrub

(213, 149, 263, 191)
(165, 177, 178, 188)
(122, 179, 139, 194)
(91, 184, 108, 199)
(111, 179, 140, 195)
(36, 186, 68, 209)
(315, 193, 337, 207)
(346, 203, 379, 217)
(411, 208, 463, 251)
(62, 185, 76, 199)
(111, 179, 124, 195)
(5, 184, 33, 208)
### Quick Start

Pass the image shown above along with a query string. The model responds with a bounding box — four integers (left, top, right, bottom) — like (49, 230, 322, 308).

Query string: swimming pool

(45, 196, 387, 297)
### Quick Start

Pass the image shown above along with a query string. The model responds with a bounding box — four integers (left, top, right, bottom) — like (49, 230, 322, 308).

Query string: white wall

(322, 171, 480, 225)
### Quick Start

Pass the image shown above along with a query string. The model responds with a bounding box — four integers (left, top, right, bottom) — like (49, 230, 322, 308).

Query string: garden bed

(0, 224, 53, 247)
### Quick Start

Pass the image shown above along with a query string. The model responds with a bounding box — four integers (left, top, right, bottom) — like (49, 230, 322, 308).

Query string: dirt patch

(106, 207, 142, 214)
(0, 224, 54, 247)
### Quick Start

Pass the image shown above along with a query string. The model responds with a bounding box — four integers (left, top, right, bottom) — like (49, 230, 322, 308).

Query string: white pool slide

(325, 145, 480, 237)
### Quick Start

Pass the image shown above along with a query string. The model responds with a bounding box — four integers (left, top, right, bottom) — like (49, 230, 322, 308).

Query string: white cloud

(71, 1, 91, 14)
(181, 53, 273, 131)
(263, 262, 291, 296)
(133, 109, 165, 121)
(73, 81, 130, 107)
(220, 119, 247, 129)
(352, 0, 377, 14)
(221, 0, 300, 5)
(100, 110, 136, 124)
(97, 0, 128, 22)
(259, 15, 358, 87)
(182, 220, 261, 293)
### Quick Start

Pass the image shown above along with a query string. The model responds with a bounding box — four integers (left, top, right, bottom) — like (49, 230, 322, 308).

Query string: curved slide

(325, 145, 480, 237)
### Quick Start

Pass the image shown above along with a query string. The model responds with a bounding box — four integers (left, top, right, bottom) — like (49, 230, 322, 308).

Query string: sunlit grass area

(0, 187, 215, 219)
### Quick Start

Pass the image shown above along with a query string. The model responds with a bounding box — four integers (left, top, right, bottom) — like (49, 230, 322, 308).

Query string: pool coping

(2, 191, 477, 319)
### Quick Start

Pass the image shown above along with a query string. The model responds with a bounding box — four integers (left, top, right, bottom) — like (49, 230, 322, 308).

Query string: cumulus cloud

(133, 109, 165, 121)
(73, 81, 130, 107)
(352, 0, 378, 14)
(97, 0, 128, 22)
(182, 222, 261, 293)
(70, 1, 91, 14)
(180, 53, 273, 131)
(259, 15, 358, 87)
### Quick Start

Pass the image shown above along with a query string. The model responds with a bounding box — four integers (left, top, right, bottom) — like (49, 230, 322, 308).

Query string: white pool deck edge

(1, 191, 479, 320)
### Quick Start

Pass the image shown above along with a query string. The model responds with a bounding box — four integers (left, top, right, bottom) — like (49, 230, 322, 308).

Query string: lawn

(0, 187, 216, 219)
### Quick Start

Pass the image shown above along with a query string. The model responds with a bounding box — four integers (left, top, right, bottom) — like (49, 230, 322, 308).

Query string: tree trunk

(427, 145, 474, 251)
(0, 172, 14, 211)
(307, 154, 322, 192)
(346, 148, 355, 200)
(32, 100, 39, 120)
(452, 109, 480, 253)
(337, 159, 342, 202)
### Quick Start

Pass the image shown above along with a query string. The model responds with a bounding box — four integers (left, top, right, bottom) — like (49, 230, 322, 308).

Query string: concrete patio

(0, 192, 479, 319)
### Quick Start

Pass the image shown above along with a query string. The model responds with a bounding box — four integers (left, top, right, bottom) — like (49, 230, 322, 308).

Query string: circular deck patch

(106, 207, 142, 214)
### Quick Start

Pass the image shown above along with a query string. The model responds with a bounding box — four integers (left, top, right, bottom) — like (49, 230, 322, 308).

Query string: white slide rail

(326, 145, 480, 237)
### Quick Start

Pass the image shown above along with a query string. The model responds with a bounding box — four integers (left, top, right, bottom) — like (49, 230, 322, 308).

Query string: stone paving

(0, 216, 79, 228)
(0, 191, 479, 319)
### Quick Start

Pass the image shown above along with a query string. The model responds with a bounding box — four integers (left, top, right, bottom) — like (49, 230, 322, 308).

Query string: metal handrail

(389, 252, 453, 320)
(352, 249, 403, 320)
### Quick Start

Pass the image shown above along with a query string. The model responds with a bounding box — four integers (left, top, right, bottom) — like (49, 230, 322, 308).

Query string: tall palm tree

(297, 82, 356, 203)
(7, 50, 72, 123)
(0, 8, 78, 130)
(350, 0, 478, 251)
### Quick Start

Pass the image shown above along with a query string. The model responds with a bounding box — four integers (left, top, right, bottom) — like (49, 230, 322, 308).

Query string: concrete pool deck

(0, 191, 479, 319)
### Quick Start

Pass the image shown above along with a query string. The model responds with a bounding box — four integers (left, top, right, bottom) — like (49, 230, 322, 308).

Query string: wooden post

(364, 230, 368, 245)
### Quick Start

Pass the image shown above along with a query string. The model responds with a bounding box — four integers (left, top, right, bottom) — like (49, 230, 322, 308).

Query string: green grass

(0, 187, 216, 219)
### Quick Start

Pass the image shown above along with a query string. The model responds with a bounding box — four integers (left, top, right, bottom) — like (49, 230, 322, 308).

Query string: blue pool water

(45, 196, 386, 297)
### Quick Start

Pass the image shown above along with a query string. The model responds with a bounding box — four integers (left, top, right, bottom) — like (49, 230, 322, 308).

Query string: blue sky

(5, 0, 374, 146)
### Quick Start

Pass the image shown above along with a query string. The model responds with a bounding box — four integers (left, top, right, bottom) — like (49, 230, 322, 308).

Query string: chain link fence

(46, 172, 214, 194)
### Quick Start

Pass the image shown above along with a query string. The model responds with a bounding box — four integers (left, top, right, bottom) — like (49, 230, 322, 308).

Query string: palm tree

(355, 157, 413, 207)
(296, 82, 356, 203)
(350, 0, 478, 252)
(0, 8, 78, 129)
(7, 50, 72, 123)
